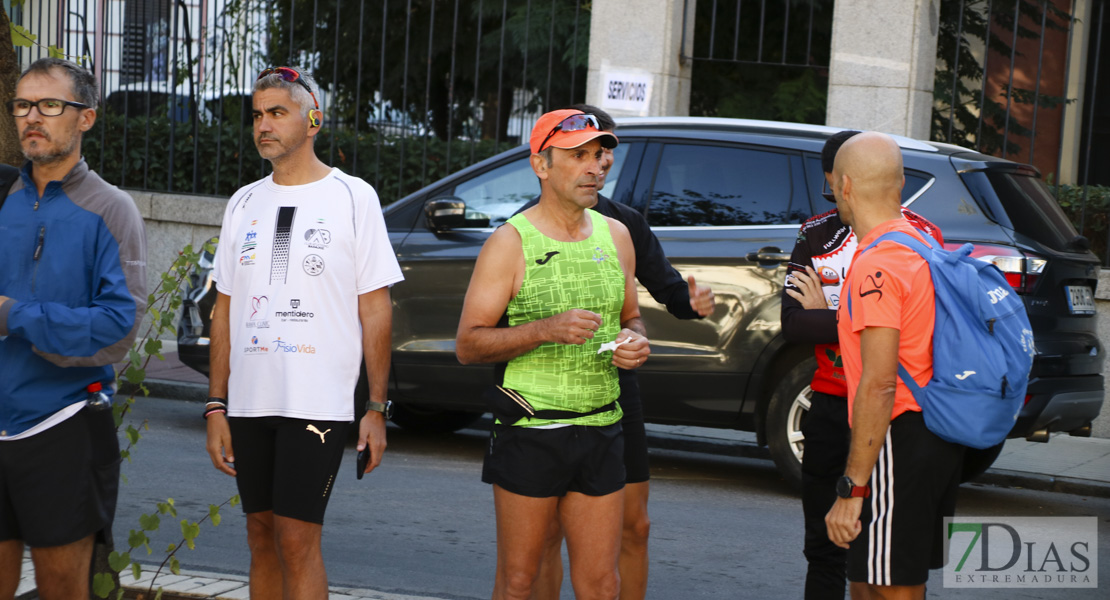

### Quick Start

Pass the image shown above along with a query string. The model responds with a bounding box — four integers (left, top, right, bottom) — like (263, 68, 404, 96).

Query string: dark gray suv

(178, 117, 1104, 488)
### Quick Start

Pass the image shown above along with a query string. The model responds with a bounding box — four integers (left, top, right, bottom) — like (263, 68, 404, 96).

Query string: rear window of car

(985, 172, 1080, 251)
(648, 144, 805, 226)
(802, 156, 933, 210)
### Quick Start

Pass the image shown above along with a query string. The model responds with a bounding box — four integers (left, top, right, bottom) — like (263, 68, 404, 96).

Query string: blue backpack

(852, 231, 1036, 449)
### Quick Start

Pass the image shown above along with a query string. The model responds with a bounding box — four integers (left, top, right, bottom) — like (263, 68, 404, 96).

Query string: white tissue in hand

(597, 338, 630, 354)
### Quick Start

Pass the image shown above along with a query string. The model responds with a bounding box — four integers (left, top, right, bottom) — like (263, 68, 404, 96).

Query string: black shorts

(847, 411, 964, 586)
(617, 370, 650, 484)
(482, 422, 625, 498)
(229, 416, 351, 525)
(0, 407, 121, 548)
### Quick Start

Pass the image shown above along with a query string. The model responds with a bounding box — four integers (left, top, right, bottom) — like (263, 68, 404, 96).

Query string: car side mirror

(424, 198, 467, 232)
(424, 197, 491, 232)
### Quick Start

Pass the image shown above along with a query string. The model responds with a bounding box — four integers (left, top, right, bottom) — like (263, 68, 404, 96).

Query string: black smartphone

(356, 446, 371, 480)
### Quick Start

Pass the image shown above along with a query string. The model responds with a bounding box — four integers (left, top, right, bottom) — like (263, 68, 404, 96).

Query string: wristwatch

(836, 476, 870, 499)
(365, 400, 394, 420)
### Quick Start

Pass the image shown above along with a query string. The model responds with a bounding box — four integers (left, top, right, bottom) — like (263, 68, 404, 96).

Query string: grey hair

(19, 58, 98, 109)
(538, 147, 553, 167)
(253, 68, 320, 118)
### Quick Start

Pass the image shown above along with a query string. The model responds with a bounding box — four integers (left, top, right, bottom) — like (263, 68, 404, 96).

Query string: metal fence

(933, 0, 1108, 265)
(8, 0, 591, 202)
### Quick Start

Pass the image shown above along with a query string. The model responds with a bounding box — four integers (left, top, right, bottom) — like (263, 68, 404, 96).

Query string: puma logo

(535, 251, 560, 265)
(955, 371, 976, 381)
(306, 424, 332, 444)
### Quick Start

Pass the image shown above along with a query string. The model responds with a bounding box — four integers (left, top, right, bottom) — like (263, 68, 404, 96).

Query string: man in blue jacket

(0, 58, 147, 600)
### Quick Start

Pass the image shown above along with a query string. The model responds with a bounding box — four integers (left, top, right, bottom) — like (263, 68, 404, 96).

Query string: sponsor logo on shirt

(239, 230, 258, 266)
(592, 246, 609, 263)
(271, 337, 317, 354)
(303, 254, 325, 276)
(818, 265, 841, 285)
(304, 228, 332, 250)
(243, 334, 269, 354)
(536, 251, 560, 265)
(860, 272, 885, 301)
(241, 230, 258, 253)
(274, 299, 316, 323)
(246, 295, 271, 328)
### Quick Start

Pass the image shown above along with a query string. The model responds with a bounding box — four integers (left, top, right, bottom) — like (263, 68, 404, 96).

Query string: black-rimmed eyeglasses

(8, 98, 90, 117)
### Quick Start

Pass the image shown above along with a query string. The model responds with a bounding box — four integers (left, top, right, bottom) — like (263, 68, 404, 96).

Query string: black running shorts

(617, 370, 650, 484)
(847, 411, 964, 586)
(0, 407, 121, 547)
(229, 416, 351, 524)
(482, 422, 625, 498)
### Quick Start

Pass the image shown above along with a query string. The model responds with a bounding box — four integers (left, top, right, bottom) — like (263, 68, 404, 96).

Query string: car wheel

(766, 356, 818, 491)
(960, 441, 1005, 483)
(390, 403, 484, 433)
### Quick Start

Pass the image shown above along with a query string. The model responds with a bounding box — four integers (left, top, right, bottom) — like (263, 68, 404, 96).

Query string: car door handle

(746, 248, 791, 264)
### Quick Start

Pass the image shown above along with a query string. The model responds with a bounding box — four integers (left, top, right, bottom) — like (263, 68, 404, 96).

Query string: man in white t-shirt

(204, 66, 403, 598)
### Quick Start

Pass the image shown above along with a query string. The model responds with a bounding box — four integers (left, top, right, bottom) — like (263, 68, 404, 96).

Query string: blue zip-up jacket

(0, 159, 147, 437)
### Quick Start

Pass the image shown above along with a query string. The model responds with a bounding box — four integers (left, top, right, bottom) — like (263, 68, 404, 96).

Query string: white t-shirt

(213, 168, 403, 420)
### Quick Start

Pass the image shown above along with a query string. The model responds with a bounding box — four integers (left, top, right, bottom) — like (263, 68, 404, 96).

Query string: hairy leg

(618, 481, 650, 600)
(492, 485, 559, 600)
(850, 582, 925, 600)
(272, 514, 327, 600)
(30, 534, 94, 600)
(0, 540, 24, 600)
(561, 489, 624, 600)
(245, 512, 284, 599)
(530, 519, 565, 600)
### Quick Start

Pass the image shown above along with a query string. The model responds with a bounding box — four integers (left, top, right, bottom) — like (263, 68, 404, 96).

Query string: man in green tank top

(457, 109, 650, 600)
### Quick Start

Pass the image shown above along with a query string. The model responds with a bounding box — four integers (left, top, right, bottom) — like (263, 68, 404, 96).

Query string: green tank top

(503, 209, 625, 427)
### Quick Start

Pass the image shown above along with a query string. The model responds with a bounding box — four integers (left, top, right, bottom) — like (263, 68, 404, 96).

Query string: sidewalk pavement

(44, 349, 1098, 600)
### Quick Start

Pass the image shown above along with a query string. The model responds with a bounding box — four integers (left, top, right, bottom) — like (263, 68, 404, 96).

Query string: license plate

(1065, 285, 1095, 315)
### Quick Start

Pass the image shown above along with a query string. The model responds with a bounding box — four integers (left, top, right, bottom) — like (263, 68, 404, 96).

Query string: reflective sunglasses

(8, 98, 90, 117)
(536, 113, 602, 153)
(257, 67, 319, 110)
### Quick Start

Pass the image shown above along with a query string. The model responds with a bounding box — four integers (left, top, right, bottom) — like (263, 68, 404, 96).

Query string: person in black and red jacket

(781, 130, 943, 600)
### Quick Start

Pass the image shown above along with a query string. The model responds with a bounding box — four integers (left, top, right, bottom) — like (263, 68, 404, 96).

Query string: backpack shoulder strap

(860, 230, 937, 259)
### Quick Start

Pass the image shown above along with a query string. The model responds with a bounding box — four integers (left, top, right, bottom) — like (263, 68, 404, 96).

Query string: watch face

(836, 476, 853, 498)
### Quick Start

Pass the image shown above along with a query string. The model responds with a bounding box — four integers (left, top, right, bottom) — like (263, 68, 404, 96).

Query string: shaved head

(831, 132, 904, 231)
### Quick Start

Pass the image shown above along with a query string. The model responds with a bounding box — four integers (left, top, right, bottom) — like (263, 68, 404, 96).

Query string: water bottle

(86, 382, 112, 411)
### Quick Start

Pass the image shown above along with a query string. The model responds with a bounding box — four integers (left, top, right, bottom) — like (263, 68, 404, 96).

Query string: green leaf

(230, 494, 241, 507)
(125, 424, 142, 445)
(131, 562, 142, 581)
(10, 24, 36, 47)
(107, 550, 131, 572)
(127, 528, 148, 548)
(124, 366, 145, 384)
(170, 555, 181, 575)
(155, 587, 165, 600)
(47, 45, 65, 59)
(92, 572, 115, 598)
(139, 512, 160, 531)
(145, 337, 165, 358)
(128, 348, 142, 368)
(115, 588, 125, 600)
(167, 542, 176, 552)
(181, 519, 201, 549)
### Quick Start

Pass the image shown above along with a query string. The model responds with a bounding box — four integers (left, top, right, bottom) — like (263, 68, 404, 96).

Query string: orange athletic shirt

(838, 218, 936, 426)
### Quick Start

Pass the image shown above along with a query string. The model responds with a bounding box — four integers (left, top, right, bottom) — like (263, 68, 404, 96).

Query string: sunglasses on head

(537, 113, 602, 153)
(257, 67, 319, 110)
